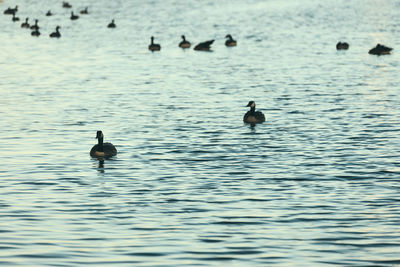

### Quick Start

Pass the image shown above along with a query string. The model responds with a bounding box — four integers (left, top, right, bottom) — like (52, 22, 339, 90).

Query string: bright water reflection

(1, 0, 400, 266)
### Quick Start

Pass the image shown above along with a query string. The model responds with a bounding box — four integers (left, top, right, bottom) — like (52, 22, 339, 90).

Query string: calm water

(1, 0, 400, 266)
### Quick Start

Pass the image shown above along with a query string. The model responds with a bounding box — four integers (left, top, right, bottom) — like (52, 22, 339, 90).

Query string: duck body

(368, 44, 392, 55)
(21, 18, 30, 28)
(149, 36, 161, 51)
(243, 101, 265, 124)
(46, 10, 53, 16)
(90, 131, 117, 158)
(107, 19, 116, 28)
(225, 34, 237, 47)
(194, 40, 214, 51)
(336, 41, 349, 50)
(179, 35, 191, 48)
(50, 26, 61, 38)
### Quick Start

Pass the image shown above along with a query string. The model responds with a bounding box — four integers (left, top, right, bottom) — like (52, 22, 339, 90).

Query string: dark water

(1, 0, 400, 266)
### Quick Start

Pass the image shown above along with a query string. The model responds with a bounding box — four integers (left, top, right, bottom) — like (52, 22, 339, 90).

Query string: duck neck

(250, 106, 255, 112)
(97, 137, 104, 152)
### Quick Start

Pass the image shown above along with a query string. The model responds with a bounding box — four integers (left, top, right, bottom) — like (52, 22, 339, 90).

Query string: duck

(63, 2, 72, 8)
(225, 34, 237, 47)
(194, 40, 214, 51)
(70, 11, 79, 20)
(90, 131, 117, 158)
(148, 36, 161, 51)
(107, 19, 116, 28)
(4, 6, 18, 15)
(243, 101, 265, 124)
(46, 10, 53, 16)
(21, 18, 29, 28)
(31, 29, 40, 37)
(30, 19, 39, 30)
(12, 13, 20, 22)
(50, 26, 61, 38)
(368, 43, 392, 55)
(80, 7, 88, 14)
(179, 35, 191, 48)
(336, 42, 349, 50)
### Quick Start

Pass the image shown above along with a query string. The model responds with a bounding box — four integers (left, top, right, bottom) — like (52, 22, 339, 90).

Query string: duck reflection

(96, 159, 105, 173)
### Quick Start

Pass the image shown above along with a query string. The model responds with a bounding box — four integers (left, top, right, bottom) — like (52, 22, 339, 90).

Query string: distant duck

(21, 18, 29, 28)
(12, 13, 20, 22)
(368, 43, 392, 55)
(225, 34, 237, 47)
(70, 11, 79, 20)
(90, 131, 117, 158)
(4, 6, 18, 15)
(50, 26, 61, 38)
(80, 7, 88, 14)
(148, 36, 161, 51)
(194, 40, 214, 51)
(179, 35, 191, 48)
(243, 101, 265, 124)
(63, 2, 72, 8)
(46, 10, 53, 16)
(30, 19, 39, 30)
(107, 19, 116, 28)
(31, 29, 40, 37)
(336, 42, 349, 50)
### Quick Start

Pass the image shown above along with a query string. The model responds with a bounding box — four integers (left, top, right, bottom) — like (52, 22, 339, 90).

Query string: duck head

(246, 101, 255, 108)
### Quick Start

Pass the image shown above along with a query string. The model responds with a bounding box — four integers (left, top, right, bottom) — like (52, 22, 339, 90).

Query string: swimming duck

(46, 10, 53, 16)
(194, 40, 214, 51)
(50, 26, 61, 38)
(30, 19, 39, 30)
(70, 11, 79, 20)
(4, 6, 18, 15)
(336, 41, 349, 50)
(31, 29, 40, 37)
(80, 7, 88, 14)
(368, 43, 392, 55)
(107, 19, 116, 28)
(179, 35, 191, 48)
(21, 18, 29, 28)
(149, 36, 161, 52)
(243, 101, 265, 124)
(12, 13, 20, 22)
(90, 131, 117, 158)
(225, 34, 237, 47)
(63, 2, 72, 8)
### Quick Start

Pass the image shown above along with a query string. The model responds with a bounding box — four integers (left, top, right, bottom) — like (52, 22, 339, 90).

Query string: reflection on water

(1, 0, 400, 266)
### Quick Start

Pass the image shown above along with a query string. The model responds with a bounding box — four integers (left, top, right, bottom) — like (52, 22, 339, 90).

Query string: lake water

(1, 0, 400, 266)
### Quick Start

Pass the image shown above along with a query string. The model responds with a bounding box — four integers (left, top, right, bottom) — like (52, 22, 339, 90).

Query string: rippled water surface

(1, 0, 400, 266)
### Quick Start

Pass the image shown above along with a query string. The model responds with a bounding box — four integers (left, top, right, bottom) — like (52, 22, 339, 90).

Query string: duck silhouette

(225, 34, 237, 47)
(90, 131, 117, 158)
(50, 26, 61, 38)
(179, 35, 191, 48)
(194, 40, 214, 51)
(243, 101, 265, 124)
(70, 11, 79, 20)
(368, 44, 392, 55)
(336, 42, 349, 50)
(148, 36, 161, 52)
(21, 18, 29, 28)
(107, 19, 116, 28)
